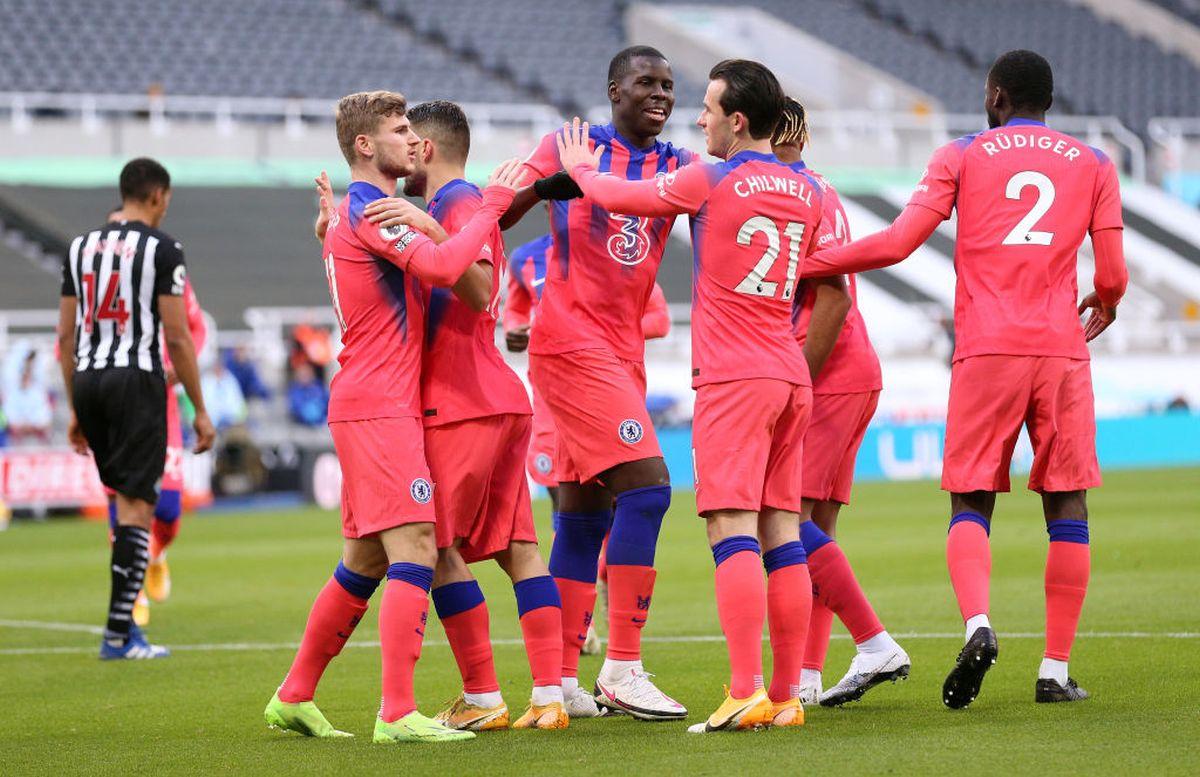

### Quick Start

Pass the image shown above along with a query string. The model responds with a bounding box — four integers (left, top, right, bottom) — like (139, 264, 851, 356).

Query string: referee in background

(57, 157, 215, 659)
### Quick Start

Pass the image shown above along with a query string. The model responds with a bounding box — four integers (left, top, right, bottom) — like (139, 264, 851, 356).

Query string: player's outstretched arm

(358, 159, 526, 286)
(558, 117, 698, 218)
(160, 295, 215, 454)
(803, 203, 942, 278)
(1079, 227, 1128, 341)
(802, 276, 852, 379)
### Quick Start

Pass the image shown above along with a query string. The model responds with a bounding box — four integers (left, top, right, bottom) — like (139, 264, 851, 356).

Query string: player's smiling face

(611, 56, 675, 139)
(697, 79, 735, 159)
(370, 114, 422, 179)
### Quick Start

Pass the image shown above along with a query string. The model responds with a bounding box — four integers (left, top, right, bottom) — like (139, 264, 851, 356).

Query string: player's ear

(607, 79, 620, 104)
(355, 133, 373, 161)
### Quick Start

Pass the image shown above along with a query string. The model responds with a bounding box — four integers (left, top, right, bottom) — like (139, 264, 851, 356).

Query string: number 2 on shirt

(1002, 170, 1056, 246)
(734, 217, 806, 301)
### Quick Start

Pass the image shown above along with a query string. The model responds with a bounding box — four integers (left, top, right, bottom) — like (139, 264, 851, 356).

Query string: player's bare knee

(951, 490, 996, 520)
(380, 522, 438, 567)
(603, 456, 670, 494)
(811, 500, 842, 538)
(497, 541, 547, 582)
(342, 538, 389, 579)
(433, 546, 473, 587)
(1043, 490, 1088, 523)
(705, 509, 757, 546)
(557, 480, 611, 513)
(758, 507, 800, 552)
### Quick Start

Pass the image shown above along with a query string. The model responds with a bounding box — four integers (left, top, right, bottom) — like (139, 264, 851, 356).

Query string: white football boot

(594, 668, 687, 721)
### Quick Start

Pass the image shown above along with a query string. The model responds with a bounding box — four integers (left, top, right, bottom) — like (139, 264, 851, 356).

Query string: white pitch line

(0, 618, 105, 635)
(0, 622, 1196, 658)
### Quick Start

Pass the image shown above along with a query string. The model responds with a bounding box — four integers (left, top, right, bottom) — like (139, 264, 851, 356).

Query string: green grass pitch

(2, 469, 1197, 775)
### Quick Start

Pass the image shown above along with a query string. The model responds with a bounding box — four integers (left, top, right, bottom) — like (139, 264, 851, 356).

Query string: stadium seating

(0, 0, 1194, 136)
(868, 0, 1200, 132)
(1148, 0, 1200, 27)
(0, 0, 523, 103)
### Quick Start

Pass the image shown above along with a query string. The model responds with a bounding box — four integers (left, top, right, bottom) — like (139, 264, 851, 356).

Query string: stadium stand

(0, 0, 525, 103)
(365, 0, 706, 109)
(867, 0, 1200, 132)
(1148, 0, 1200, 26)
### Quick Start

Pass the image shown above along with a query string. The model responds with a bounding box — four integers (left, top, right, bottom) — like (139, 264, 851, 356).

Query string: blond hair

(772, 97, 809, 149)
(335, 90, 408, 165)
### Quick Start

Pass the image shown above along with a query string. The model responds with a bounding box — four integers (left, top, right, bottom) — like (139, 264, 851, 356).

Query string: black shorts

(73, 368, 167, 504)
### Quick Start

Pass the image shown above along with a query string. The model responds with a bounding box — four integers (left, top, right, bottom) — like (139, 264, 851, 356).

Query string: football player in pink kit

(804, 51, 1128, 707)
(506, 46, 694, 721)
(377, 100, 568, 731)
(559, 59, 842, 732)
(264, 90, 526, 744)
(772, 100, 911, 707)
(505, 232, 671, 507)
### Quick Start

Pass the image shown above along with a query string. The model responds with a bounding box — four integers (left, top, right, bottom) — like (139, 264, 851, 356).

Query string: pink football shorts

(425, 413, 538, 563)
(692, 378, 812, 515)
(330, 416, 436, 538)
(528, 348, 661, 484)
(942, 355, 1100, 494)
(801, 390, 880, 505)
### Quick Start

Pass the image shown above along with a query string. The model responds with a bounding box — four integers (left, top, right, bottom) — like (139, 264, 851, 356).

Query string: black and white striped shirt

(61, 220, 187, 375)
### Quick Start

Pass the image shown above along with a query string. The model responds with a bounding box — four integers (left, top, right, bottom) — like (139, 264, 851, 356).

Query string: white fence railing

(0, 91, 1151, 180)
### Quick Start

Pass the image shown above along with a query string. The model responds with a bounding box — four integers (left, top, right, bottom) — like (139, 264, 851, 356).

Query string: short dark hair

(988, 50, 1054, 113)
(119, 157, 171, 202)
(408, 100, 471, 162)
(708, 59, 785, 140)
(772, 96, 809, 148)
(608, 45, 668, 84)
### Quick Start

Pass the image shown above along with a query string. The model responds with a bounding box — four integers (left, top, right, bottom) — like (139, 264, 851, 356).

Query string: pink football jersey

(520, 123, 694, 362)
(322, 181, 429, 422)
(573, 150, 823, 388)
(791, 167, 882, 394)
(421, 179, 531, 427)
(909, 118, 1123, 361)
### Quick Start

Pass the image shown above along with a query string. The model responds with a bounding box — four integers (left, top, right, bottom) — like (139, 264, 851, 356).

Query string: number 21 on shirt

(734, 217, 806, 301)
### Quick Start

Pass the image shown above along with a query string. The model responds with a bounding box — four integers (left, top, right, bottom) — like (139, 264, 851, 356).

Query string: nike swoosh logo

(577, 634, 588, 642)
(631, 617, 646, 624)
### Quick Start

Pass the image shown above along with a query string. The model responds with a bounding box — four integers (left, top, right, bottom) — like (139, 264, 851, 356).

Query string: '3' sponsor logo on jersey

(607, 213, 651, 266)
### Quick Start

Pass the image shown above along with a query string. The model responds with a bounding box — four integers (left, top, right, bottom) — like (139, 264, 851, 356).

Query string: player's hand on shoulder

(314, 171, 335, 241)
(555, 117, 603, 174)
(364, 197, 440, 238)
(1078, 291, 1117, 342)
(486, 157, 530, 193)
(192, 410, 216, 454)
(505, 324, 531, 352)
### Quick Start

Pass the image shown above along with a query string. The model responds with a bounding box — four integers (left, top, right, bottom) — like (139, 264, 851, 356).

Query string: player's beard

(376, 144, 413, 181)
(986, 107, 1001, 129)
(402, 169, 427, 198)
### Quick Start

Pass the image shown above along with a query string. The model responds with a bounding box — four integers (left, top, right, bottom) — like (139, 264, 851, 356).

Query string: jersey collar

(348, 180, 387, 199)
(729, 149, 782, 164)
(431, 178, 474, 204)
(1004, 117, 1047, 127)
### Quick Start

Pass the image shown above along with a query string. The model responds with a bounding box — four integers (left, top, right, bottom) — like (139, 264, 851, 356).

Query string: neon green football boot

(264, 692, 353, 738)
(373, 710, 477, 744)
